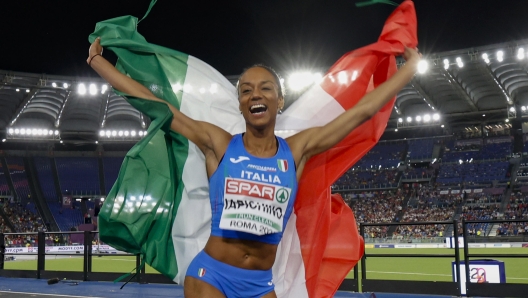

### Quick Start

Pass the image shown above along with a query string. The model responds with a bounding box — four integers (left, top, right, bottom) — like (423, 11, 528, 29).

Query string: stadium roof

(1, 39, 528, 144)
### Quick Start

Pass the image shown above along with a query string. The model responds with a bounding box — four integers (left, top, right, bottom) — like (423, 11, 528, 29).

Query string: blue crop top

(209, 134, 298, 245)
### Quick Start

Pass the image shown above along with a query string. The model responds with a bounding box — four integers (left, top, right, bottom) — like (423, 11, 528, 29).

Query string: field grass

(4, 255, 160, 274)
(4, 248, 528, 283)
(345, 248, 528, 283)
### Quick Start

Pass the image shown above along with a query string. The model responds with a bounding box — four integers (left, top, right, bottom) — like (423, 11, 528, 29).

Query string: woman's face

(238, 67, 284, 129)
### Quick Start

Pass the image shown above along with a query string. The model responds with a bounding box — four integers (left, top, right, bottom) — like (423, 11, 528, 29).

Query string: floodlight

(99, 130, 105, 137)
(441, 125, 445, 128)
(52, 82, 57, 88)
(112, 130, 117, 136)
(505, 119, 510, 123)
(105, 130, 111, 137)
(118, 131, 123, 137)
(78, 83, 87, 95)
(510, 107, 515, 112)
(199, 88, 206, 94)
(417, 60, 428, 74)
(423, 114, 431, 122)
(433, 113, 440, 121)
(8, 128, 14, 134)
(337, 71, 348, 85)
(406, 117, 412, 123)
(89, 83, 97, 95)
(48, 130, 53, 135)
(183, 84, 192, 93)
(26, 89, 30, 93)
(518, 48, 525, 60)
(63, 83, 69, 88)
(139, 131, 144, 136)
(482, 53, 488, 60)
(522, 106, 526, 111)
(16, 88, 20, 92)
(456, 57, 463, 68)
(398, 118, 403, 123)
(209, 83, 218, 94)
(131, 130, 136, 137)
(443, 59, 449, 65)
(313, 73, 323, 84)
(351, 70, 358, 81)
(54, 130, 59, 135)
(395, 129, 398, 132)
(19, 129, 25, 135)
(172, 83, 182, 92)
(497, 50, 504, 62)
(1, 139, 5, 143)
(415, 116, 422, 122)
(124, 131, 129, 137)
(32, 129, 37, 135)
(288, 72, 315, 91)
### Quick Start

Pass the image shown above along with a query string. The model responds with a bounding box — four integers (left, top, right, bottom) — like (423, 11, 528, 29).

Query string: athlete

(88, 37, 420, 297)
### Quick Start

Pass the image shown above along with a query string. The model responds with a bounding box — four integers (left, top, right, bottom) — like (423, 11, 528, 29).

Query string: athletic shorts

(186, 250, 274, 298)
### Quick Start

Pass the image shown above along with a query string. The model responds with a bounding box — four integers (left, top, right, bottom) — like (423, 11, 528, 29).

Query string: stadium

(1, 38, 528, 297)
(2, 0, 528, 297)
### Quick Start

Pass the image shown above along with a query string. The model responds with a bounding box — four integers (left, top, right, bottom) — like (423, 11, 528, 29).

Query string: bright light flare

(417, 60, 428, 74)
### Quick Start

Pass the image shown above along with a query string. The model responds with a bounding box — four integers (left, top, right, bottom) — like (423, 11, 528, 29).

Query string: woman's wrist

(87, 53, 102, 66)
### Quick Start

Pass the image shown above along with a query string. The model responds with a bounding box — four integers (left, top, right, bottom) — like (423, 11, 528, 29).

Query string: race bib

(219, 178, 292, 235)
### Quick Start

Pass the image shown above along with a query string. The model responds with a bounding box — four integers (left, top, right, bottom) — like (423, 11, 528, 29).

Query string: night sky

(2, 0, 528, 78)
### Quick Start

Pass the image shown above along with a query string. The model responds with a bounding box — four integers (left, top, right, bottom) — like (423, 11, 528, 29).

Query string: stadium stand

(102, 157, 124, 194)
(5, 157, 31, 202)
(55, 157, 100, 195)
(33, 157, 59, 202)
(0, 162, 10, 196)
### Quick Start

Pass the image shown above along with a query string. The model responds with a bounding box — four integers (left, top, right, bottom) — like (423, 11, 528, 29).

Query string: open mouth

(249, 104, 268, 115)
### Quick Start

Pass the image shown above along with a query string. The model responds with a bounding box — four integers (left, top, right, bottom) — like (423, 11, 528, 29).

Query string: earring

(240, 111, 242, 114)
(278, 109, 283, 114)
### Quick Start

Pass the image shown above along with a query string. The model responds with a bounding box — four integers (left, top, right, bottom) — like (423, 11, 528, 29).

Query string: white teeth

(250, 104, 266, 112)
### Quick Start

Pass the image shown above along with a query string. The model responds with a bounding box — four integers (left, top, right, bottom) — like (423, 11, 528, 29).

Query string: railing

(0, 231, 173, 284)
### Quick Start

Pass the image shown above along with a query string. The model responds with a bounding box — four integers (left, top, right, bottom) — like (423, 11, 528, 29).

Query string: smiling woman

(88, 27, 419, 295)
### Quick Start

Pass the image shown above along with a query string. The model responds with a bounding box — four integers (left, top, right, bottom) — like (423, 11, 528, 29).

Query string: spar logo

(275, 188, 290, 203)
(470, 268, 488, 283)
(226, 178, 275, 201)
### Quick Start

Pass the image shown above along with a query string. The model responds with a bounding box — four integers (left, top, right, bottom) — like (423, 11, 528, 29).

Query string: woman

(88, 37, 420, 297)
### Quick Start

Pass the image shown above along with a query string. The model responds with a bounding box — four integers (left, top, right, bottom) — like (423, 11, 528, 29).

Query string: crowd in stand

(335, 169, 400, 189)
(350, 190, 404, 238)
(504, 193, 528, 220)
(394, 187, 459, 239)
(2, 202, 47, 233)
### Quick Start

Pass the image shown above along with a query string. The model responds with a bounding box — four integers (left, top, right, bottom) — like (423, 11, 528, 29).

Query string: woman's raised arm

(87, 38, 231, 158)
(288, 47, 421, 166)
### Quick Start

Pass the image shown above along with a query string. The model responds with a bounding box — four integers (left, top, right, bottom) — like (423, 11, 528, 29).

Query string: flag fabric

(91, 1, 417, 297)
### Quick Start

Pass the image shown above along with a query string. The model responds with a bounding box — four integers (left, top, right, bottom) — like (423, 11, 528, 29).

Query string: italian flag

(92, 1, 417, 297)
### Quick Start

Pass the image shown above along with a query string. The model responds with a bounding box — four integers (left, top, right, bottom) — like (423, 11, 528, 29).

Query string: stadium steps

(50, 158, 63, 200)
(0, 206, 15, 232)
(24, 157, 59, 232)
(488, 223, 500, 236)
(0, 157, 17, 200)
(387, 194, 412, 236)
(97, 157, 106, 195)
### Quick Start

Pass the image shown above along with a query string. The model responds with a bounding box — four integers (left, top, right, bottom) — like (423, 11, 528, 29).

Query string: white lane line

(0, 291, 104, 298)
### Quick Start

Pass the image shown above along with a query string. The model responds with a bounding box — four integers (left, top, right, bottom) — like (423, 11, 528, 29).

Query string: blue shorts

(186, 250, 274, 298)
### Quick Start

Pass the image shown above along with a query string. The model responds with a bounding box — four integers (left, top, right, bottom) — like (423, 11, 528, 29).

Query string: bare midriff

(203, 235, 277, 270)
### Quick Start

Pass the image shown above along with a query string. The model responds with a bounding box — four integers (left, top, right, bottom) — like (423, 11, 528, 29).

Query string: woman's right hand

(87, 37, 103, 65)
